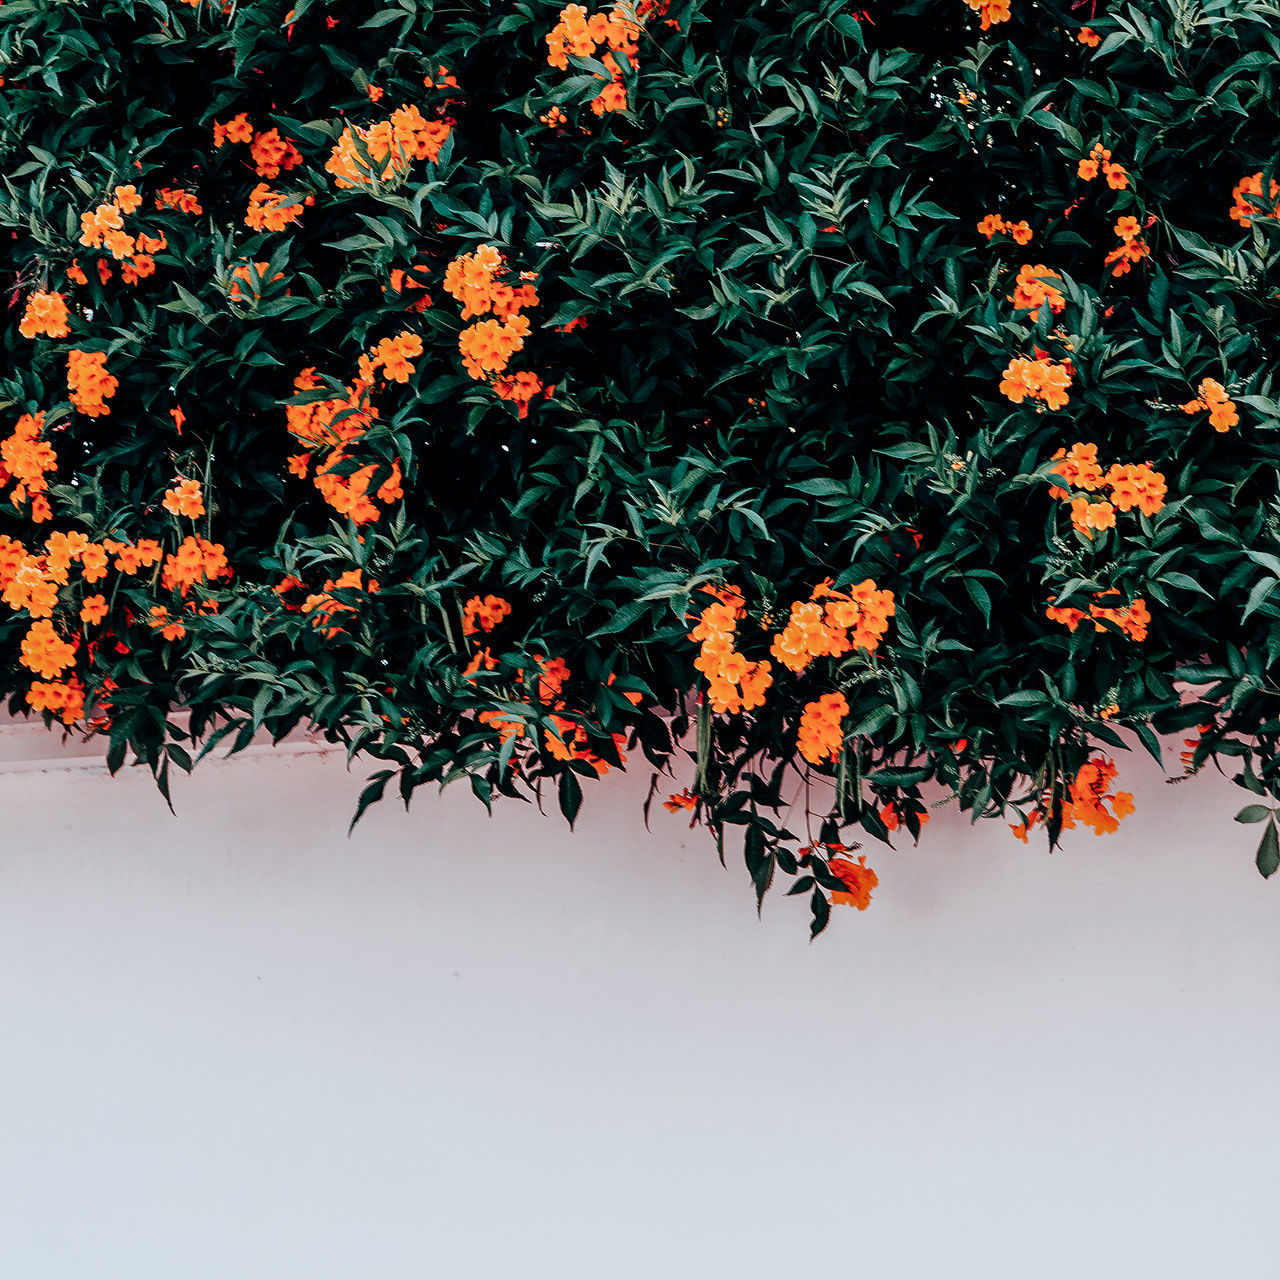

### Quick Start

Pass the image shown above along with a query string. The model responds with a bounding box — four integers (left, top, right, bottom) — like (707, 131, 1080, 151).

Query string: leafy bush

(3, 0, 1280, 931)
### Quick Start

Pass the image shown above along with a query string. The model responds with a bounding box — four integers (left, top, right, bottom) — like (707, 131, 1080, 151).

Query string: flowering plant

(3, 0, 1280, 933)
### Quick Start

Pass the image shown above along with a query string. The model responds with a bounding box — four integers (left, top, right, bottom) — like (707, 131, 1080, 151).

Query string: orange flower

(79, 542, 108, 583)
(67, 350, 118, 417)
(663, 788, 698, 813)
(797, 691, 849, 766)
(1009, 264, 1065, 321)
(1104, 233, 1149, 276)
(1013, 757, 1133, 842)
(688, 584, 773, 714)
(18, 290, 71, 339)
(364, 331, 424, 383)
(458, 316, 531, 379)
(829, 855, 878, 910)
(27, 677, 85, 725)
(999, 354, 1072, 410)
(3, 555, 59, 617)
(66, 261, 88, 286)
(245, 182, 308, 232)
(385, 263, 433, 312)
(1049, 441, 1105, 493)
(462, 594, 512, 635)
(1047, 594, 1150, 641)
(163, 478, 206, 519)
(249, 128, 303, 179)
(301, 569, 380, 637)
(1229, 172, 1280, 227)
(80, 594, 108, 625)
(1069, 496, 1116, 537)
(102, 229, 137, 260)
(769, 579, 895, 672)
(325, 104, 452, 187)
(546, 4, 641, 113)
(120, 254, 156, 286)
(1198, 377, 1239, 432)
(79, 202, 124, 248)
(1114, 215, 1141, 241)
(112, 184, 142, 214)
(155, 188, 203, 214)
(20, 618, 76, 679)
(880, 802, 930, 834)
(493, 370, 546, 418)
(160, 536, 230, 594)
(105, 538, 163, 574)
(1104, 462, 1166, 515)
(228, 261, 284, 301)
(1077, 26, 1101, 46)
(1103, 160, 1129, 190)
(148, 605, 186, 642)
(0, 411, 58, 512)
(213, 112, 253, 147)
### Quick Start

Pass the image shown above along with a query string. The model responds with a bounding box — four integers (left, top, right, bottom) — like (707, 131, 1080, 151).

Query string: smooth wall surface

(0, 738, 1276, 1279)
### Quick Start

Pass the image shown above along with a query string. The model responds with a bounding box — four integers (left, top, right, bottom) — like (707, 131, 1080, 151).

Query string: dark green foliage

(3, 0, 1280, 930)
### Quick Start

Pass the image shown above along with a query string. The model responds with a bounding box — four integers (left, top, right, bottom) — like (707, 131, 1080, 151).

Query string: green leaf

(1235, 805, 1272, 825)
(1256, 820, 1279, 879)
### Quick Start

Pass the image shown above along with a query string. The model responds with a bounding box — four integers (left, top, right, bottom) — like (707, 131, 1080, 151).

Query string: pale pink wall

(0, 734, 1275, 1278)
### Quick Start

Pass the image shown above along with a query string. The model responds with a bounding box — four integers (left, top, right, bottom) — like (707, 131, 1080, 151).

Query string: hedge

(3, 0, 1279, 932)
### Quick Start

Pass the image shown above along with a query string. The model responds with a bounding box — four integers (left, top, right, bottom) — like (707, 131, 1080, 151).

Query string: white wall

(0, 735, 1276, 1279)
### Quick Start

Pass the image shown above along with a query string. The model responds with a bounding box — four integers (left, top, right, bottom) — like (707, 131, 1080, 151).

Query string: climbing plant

(3, 0, 1280, 932)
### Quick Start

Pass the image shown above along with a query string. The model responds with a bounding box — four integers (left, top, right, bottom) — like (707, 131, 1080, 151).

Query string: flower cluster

(770, 578, 896, 672)
(0, 412, 57, 523)
(546, 5, 641, 116)
(358, 331, 425, 385)
(18, 290, 70, 339)
(160, 535, 230, 594)
(325, 103, 451, 188)
(0, 526, 173, 722)
(443, 245, 543, 391)
(797, 691, 849, 765)
(212, 112, 253, 147)
(1011, 757, 1134, 841)
(79, 186, 142, 258)
(284, 350, 406, 526)
(214, 112, 304, 178)
(1229, 172, 1280, 227)
(1048, 442, 1166, 537)
(245, 182, 310, 232)
(162, 478, 205, 520)
(67, 350, 118, 417)
(76, 185, 167, 284)
(19, 617, 76, 679)
(462, 594, 513, 636)
(302, 569, 379, 639)
(1182, 377, 1239, 433)
(962, 0, 1010, 29)
(1078, 141, 1129, 189)
(155, 188, 202, 214)
(689, 584, 773, 714)
(1046, 594, 1151, 641)
(999, 353, 1073, 410)
(1104, 215, 1149, 276)
(1009, 264, 1065, 321)
(977, 213, 1032, 245)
